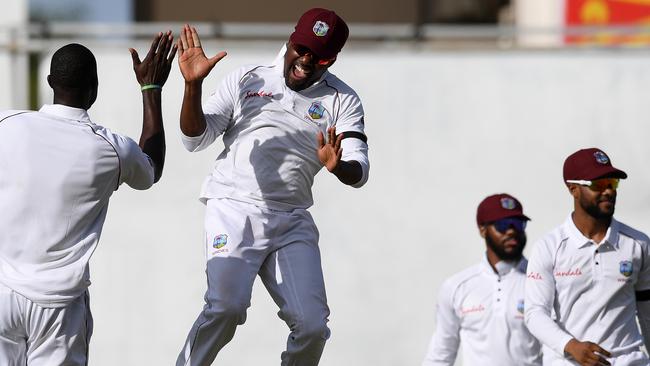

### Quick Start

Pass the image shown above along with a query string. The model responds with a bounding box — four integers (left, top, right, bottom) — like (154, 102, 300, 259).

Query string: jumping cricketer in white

(0, 33, 176, 365)
(422, 194, 542, 366)
(174, 8, 369, 366)
(525, 148, 650, 366)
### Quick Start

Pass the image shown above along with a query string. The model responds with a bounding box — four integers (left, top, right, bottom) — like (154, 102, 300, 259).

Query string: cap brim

(479, 213, 531, 225)
(592, 167, 628, 180)
(289, 32, 335, 59)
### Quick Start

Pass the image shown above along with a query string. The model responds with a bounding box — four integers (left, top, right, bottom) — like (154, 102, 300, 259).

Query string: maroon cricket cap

(563, 148, 627, 181)
(476, 194, 530, 226)
(289, 8, 349, 60)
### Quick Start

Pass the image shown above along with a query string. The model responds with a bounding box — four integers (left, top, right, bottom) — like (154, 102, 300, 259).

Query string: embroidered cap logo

(594, 151, 609, 165)
(500, 197, 516, 210)
(313, 21, 329, 37)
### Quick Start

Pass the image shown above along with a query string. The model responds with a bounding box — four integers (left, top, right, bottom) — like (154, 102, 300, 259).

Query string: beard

(486, 231, 526, 262)
(580, 194, 616, 220)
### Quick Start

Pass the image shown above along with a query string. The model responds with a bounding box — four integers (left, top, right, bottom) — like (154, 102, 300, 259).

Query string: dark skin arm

(129, 31, 177, 182)
(564, 339, 611, 366)
(317, 127, 363, 186)
(176, 24, 227, 137)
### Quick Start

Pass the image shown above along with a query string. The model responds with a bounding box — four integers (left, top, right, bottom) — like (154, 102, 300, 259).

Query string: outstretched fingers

(191, 26, 201, 48)
(146, 32, 163, 61)
(208, 51, 228, 68)
(180, 25, 190, 50)
(129, 48, 141, 67)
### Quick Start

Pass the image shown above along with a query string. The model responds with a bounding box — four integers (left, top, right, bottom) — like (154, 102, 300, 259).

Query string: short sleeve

(94, 126, 155, 190)
(635, 239, 650, 291)
(181, 68, 242, 152)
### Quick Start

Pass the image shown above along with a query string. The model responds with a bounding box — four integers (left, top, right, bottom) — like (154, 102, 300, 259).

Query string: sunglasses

(491, 218, 527, 234)
(566, 178, 619, 191)
(290, 43, 335, 66)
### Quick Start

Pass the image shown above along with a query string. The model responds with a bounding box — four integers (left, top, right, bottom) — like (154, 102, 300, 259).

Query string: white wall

(0, 0, 27, 109)
(35, 40, 650, 365)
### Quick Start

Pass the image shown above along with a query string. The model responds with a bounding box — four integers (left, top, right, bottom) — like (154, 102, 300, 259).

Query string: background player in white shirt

(422, 194, 542, 366)
(174, 8, 369, 366)
(525, 148, 650, 366)
(0, 33, 176, 365)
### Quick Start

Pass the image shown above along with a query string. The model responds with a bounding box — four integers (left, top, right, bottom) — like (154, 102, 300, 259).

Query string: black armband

(636, 290, 650, 302)
(338, 131, 368, 143)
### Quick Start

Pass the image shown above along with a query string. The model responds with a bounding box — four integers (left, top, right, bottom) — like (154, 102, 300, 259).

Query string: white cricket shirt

(525, 215, 650, 363)
(0, 105, 154, 307)
(423, 256, 542, 366)
(181, 46, 369, 211)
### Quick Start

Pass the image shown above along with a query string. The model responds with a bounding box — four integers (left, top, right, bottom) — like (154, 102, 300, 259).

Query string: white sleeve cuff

(180, 129, 208, 152)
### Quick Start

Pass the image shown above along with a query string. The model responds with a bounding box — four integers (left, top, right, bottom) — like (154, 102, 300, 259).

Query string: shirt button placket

(594, 245, 601, 279)
(495, 276, 504, 313)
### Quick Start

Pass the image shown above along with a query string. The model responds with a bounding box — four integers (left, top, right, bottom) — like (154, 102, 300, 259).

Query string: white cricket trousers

(0, 282, 92, 366)
(176, 198, 330, 366)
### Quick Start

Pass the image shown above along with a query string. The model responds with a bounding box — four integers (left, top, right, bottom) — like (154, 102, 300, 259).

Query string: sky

(29, 0, 132, 22)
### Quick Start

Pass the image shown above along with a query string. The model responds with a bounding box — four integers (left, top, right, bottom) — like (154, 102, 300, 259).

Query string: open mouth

(291, 63, 312, 80)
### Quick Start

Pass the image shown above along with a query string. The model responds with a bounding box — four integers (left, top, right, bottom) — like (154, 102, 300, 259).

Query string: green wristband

(141, 84, 162, 91)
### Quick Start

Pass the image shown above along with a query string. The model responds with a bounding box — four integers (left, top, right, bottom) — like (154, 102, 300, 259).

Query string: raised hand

(317, 127, 343, 172)
(129, 30, 177, 87)
(178, 24, 227, 82)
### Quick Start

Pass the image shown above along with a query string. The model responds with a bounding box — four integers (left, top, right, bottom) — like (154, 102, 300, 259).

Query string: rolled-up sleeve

(422, 280, 460, 366)
(525, 239, 573, 356)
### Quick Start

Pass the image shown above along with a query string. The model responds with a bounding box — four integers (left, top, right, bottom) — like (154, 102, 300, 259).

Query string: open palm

(177, 24, 226, 82)
(317, 127, 343, 172)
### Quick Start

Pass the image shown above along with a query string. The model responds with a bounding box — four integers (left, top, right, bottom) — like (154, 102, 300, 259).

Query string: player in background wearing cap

(422, 194, 542, 366)
(0, 33, 176, 365)
(525, 148, 650, 366)
(175, 8, 369, 366)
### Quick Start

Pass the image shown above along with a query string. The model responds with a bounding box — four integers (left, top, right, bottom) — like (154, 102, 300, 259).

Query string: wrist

(564, 338, 578, 356)
(141, 84, 162, 92)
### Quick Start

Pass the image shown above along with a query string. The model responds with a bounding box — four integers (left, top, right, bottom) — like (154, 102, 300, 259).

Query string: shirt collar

(481, 254, 526, 276)
(39, 104, 91, 124)
(563, 214, 621, 249)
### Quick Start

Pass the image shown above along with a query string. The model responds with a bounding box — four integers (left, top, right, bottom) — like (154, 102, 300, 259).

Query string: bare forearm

(139, 89, 165, 182)
(180, 81, 207, 136)
(332, 160, 362, 186)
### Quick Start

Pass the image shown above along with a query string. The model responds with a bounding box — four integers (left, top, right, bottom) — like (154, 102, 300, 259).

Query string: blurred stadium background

(2, 1, 650, 365)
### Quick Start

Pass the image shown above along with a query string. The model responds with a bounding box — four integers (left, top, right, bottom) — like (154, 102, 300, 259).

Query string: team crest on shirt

(620, 260, 633, 277)
(516, 299, 525, 314)
(213, 234, 228, 249)
(594, 151, 609, 164)
(308, 102, 326, 120)
(313, 21, 329, 36)
(500, 197, 516, 210)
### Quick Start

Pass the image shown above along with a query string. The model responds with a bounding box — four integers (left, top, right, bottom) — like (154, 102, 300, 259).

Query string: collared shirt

(423, 255, 542, 366)
(525, 215, 650, 363)
(0, 105, 154, 307)
(181, 45, 369, 211)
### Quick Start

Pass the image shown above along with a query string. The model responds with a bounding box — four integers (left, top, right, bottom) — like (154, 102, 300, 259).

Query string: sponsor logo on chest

(245, 90, 274, 99)
(554, 267, 583, 277)
(460, 304, 485, 316)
